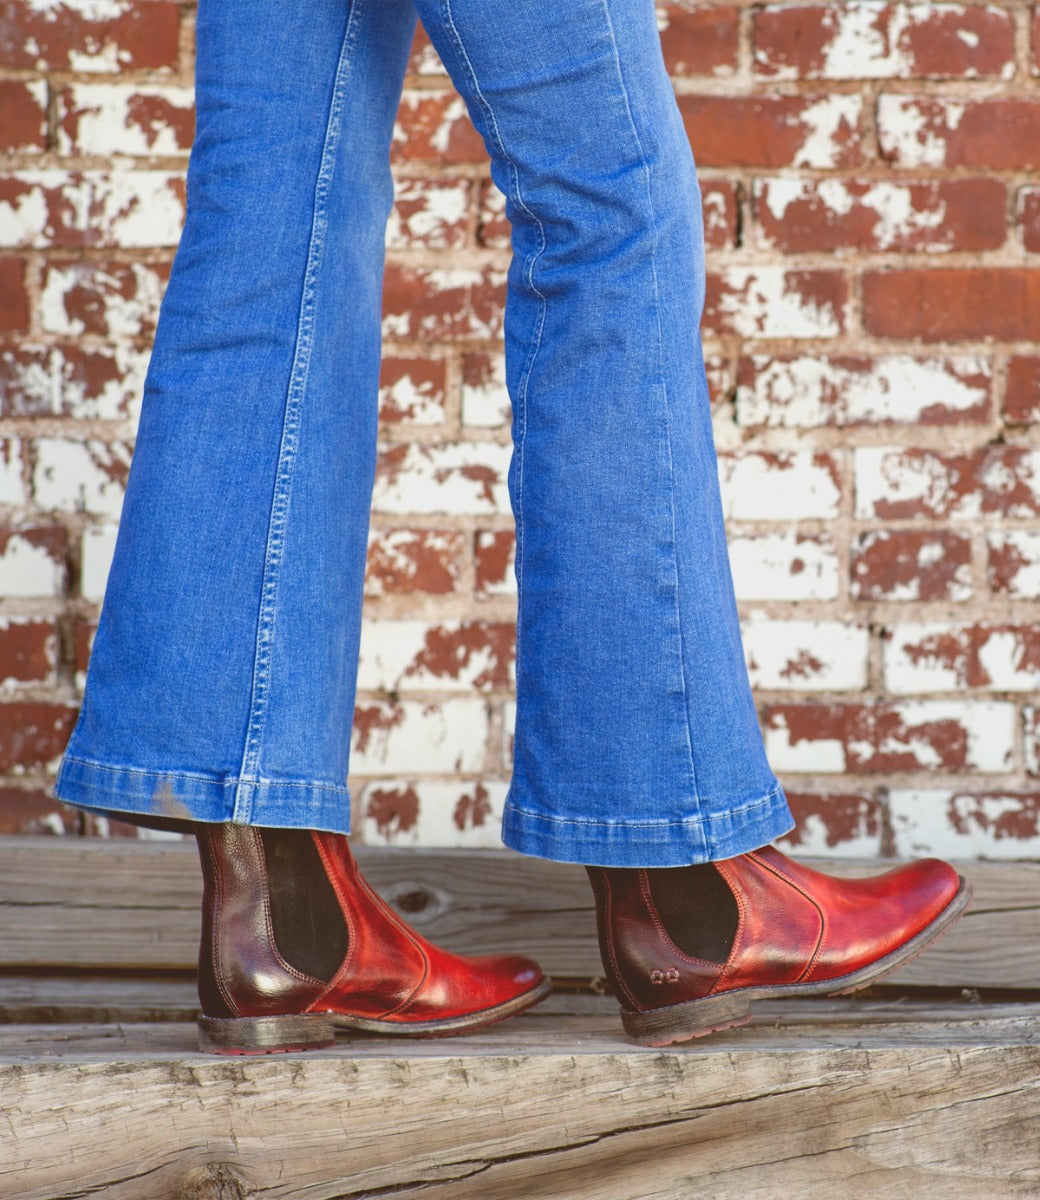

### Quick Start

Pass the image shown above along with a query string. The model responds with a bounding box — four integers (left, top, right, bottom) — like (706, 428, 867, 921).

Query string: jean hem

(52, 753, 352, 834)
(500, 781, 795, 867)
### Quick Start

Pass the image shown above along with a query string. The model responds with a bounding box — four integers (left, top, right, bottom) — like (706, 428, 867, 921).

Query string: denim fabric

(53, 0, 795, 866)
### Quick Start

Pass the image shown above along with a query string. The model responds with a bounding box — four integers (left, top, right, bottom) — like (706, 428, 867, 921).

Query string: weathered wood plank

(0, 838, 1037, 988)
(1, 1003, 1038, 1200)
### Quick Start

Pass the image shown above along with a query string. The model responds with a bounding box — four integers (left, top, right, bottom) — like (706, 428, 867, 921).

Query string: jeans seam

(439, 0, 547, 681)
(598, 0, 701, 824)
(232, 2, 364, 823)
(60, 754, 352, 792)
(506, 782, 786, 829)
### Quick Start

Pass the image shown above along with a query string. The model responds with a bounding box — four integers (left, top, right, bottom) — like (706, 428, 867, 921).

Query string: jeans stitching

(598, 0, 702, 834)
(439, 0, 548, 687)
(505, 783, 787, 829)
(61, 754, 352, 792)
(232, 2, 364, 822)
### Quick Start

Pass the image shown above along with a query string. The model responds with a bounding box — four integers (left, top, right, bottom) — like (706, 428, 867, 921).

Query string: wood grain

(1, 1002, 1038, 1199)
(0, 838, 1036, 987)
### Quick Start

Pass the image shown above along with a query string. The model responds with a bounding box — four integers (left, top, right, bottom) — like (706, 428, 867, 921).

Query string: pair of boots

(195, 823, 970, 1054)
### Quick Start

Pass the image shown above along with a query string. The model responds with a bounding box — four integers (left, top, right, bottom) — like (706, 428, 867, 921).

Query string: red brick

(381, 263, 505, 342)
(0, 702, 77, 772)
(0, 344, 145, 420)
(387, 177, 470, 251)
(704, 269, 847, 338)
(0, 81, 46, 153)
(365, 528, 465, 597)
(854, 446, 1040, 520)
(378, 356, 447, 424)
(392, 91, 485, 164)
(754, 4, 1014, 79)
(987, 532, 1040, 598)
(0, 619, 58, 686)
(57, 83, 196, 157)
(884, 623, 1040, 692)
(0, 259, 29, 332)
(74, 620, 97, 683)
(851, 530, 972, 601)
(1005, 357, 1040, 425)
(476, 179, 510, 251)
(0, 0, 180, 71)
(755, 177, 1004, 253)
(702, 180, 739, 250)
(678, 94, 861, 168)
(1023, 188, 1040, 254)
(659, 6, 739, 77)
(406, 25, 447, 77)
(0, 171, 186, 248)
(736, 354, 990, 427)
(862, 269, 1040, 342)
(475, 530, 515, 597)
(878, 96, 1040, 169)
(40, 259, 169, 338)
(0, 786, 77, 835)
(780, 791, 882, 853)
(765, 701, 1012, 773)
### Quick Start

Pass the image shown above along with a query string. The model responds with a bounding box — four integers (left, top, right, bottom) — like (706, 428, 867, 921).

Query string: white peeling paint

(737, 355, 988, 428)
(80, 523, 118, 601)
(359, 778, 507, 849)
(357, 619, 512, 693)
(885, 625, 1040, 693)
(728, 532, 839, 601)
(39, 261, 166, 338)
(890, 789, 1040, 858)
(24, 0, 131, 18)
(742, 617, 869, 690)
(0, 535, 64, 597)
(31, 437, 130, 519)
(58, 83, 195, 157)
(386, 180, 468, 250)
(791, 94, 861, 168)
(714, 267, 842, 338)
(718, 451, 841, 519)
(776, 811, 882, 858)
(461, 354, 511, 428)
(989, 531, 1040, 598)
(765, 714, 846, 772)
(0, 170, 184, 249)
(877, 96, 950, 167)
(373, 441, 511, 516)
(0, 441, 26, 506)
(349, 698, 488, 774)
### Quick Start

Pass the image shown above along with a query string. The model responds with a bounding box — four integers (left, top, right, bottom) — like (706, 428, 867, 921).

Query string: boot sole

(622, 876, 973, 1047)
(197, 976, 553, 1055)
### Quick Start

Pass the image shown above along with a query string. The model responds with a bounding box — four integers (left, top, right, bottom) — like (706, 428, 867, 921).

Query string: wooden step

(1, 838, 1037, 988)
(2, 995, 1039, 1200)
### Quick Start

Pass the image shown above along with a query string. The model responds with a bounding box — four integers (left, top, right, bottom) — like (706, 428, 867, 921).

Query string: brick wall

(0, 1, 1038, 858)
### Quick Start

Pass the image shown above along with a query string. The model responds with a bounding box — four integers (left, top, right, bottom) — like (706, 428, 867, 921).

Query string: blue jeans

(52, 0, 794, 867)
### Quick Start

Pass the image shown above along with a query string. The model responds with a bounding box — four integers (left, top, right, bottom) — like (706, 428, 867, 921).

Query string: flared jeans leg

(54, 0, 420, 831)
(54, 0, 795, 866)
(412, 0, 794, 865)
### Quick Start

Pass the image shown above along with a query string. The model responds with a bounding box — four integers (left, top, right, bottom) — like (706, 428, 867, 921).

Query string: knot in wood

(178, 1164, 247, 1200)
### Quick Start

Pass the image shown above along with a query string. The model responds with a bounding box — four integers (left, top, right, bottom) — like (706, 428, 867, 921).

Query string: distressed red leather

(587, 846, 964, 1017)
(197, 824, 547, 1030)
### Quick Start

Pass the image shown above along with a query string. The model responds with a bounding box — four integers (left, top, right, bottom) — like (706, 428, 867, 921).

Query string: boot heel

(197, 1013, 335, 1055)
(621, 991, 753, 1047)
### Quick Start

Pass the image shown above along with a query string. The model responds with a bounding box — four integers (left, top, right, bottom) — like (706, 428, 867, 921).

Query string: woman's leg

(412, 0, 970, 1044)
(412, 0, 792, 866)
(52, 0, 549, 1054)
(55, 0, 413, 832)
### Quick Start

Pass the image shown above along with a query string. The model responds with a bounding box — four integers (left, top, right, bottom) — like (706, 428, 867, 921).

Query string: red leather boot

(586, 845, 971, 1046)
(195, 823, 551, 1054)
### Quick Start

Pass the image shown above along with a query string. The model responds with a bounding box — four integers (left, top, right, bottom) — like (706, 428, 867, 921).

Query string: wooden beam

(1, 1000, 1039, 1199)
(0, 837, 1036, 988)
